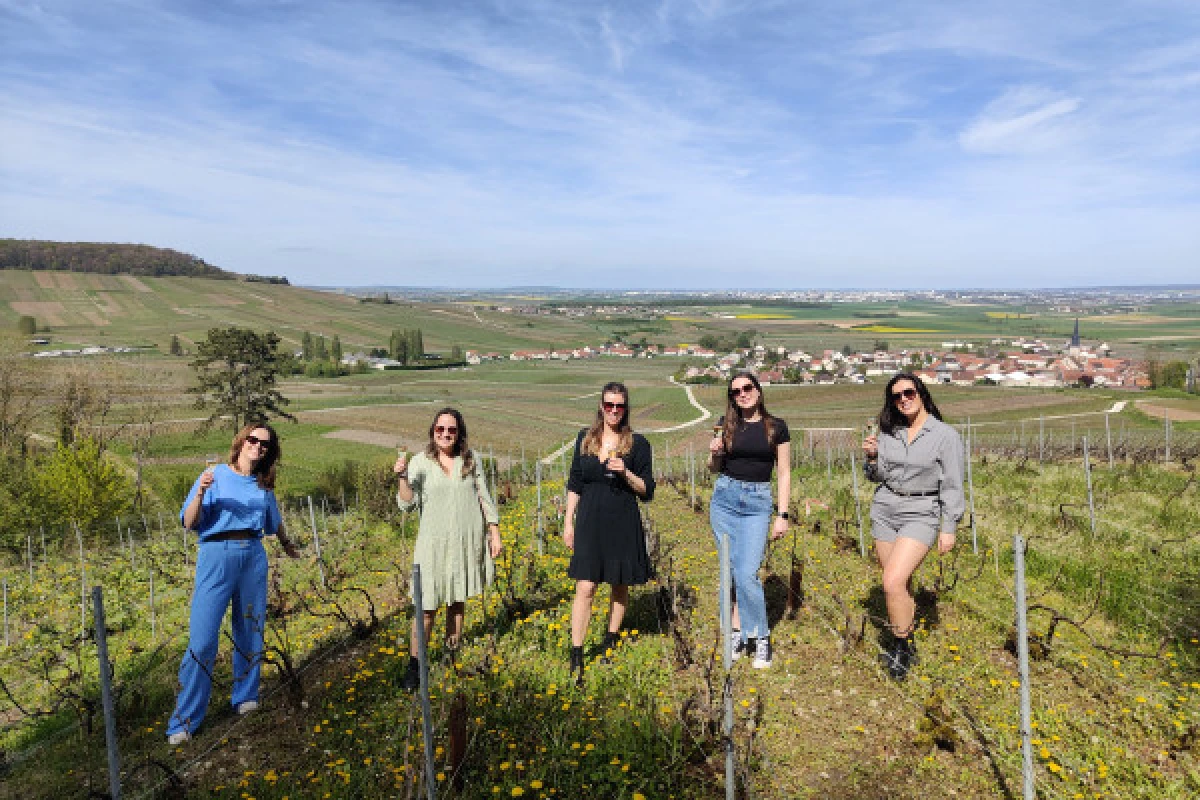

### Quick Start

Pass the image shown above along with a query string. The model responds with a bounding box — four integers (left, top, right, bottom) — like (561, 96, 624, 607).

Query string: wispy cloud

(959, 86, 1082, 154)
(1, 0, 1198, 287)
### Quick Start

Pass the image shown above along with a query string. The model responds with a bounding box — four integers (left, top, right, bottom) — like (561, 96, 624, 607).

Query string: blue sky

(2, 0, 1199, 289)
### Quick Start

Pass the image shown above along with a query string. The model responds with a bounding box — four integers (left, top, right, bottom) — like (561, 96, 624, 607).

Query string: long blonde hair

(581, 382, 633, 458)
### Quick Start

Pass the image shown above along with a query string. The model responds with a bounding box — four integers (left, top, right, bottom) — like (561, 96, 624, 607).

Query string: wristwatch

(775, 509, 789, 520)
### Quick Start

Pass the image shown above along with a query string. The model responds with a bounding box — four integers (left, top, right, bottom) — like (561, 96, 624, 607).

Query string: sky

(2, 0, 1199, 289)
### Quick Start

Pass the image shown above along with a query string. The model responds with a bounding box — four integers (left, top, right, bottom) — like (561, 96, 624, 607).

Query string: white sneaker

(752, 637, 772, 669)
(236, 701, 259, 715)
(167, 731, 191, 745)
(729, 630, 745, 661)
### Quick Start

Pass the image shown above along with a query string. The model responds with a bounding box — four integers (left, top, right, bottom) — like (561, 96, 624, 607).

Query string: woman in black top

(563, 382, 655, 684)
(707, 372, 791, 669)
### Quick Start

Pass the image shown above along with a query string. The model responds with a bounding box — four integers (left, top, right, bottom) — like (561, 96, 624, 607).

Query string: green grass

(3, 447, 1199, 798)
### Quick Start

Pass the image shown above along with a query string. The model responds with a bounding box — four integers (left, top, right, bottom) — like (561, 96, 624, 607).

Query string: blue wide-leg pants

(167, 538, 268, 736)
(709, 474, 774, 640)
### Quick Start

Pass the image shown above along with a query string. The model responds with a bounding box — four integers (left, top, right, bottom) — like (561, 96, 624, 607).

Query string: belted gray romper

(864, 416, 965, 548)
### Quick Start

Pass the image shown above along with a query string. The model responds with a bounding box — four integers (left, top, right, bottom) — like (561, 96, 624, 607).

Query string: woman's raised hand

(393, 453, 409, 476)
(708, 435, 725, 456)
(198, 468, 216, 493)
(862, 435, 878, 460)
(605, 456, 626, 475)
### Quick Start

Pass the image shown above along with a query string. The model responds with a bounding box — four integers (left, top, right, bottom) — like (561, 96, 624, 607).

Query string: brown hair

(721, 371, 778, 449)
(424, 407, 475, 479)
(581, 382, 633, 458)
(228, 421, 281, 489)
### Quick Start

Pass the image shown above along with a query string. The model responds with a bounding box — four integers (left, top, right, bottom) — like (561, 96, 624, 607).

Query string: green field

(4, 271, 1199, 360)
(2, 273, 1200, 797)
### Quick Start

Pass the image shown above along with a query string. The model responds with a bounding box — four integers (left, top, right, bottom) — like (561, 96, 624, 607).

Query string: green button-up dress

(398, 451, 500, 611)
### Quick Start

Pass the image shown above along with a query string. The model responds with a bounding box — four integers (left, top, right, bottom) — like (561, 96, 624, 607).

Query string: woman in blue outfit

(707, 372, 791, 670)
(862, 373, 964, 681)
(167, 422, 300, 744)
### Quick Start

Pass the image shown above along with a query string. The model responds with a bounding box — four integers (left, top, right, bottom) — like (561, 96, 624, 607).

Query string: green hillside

(0, 270, 610, 356)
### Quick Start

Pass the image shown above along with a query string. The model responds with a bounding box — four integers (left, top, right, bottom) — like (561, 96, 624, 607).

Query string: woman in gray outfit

(862, 373, 964, 680)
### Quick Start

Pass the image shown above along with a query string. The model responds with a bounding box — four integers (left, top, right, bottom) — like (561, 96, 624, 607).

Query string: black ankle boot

(401, 656, 420, 691)
(887, 637, 915, 681)
(599, 631, 620, 664)
(569, 646, 584, 686)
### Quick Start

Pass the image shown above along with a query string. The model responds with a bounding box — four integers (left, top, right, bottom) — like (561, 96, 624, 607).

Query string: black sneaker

(400, 657, 420, 691)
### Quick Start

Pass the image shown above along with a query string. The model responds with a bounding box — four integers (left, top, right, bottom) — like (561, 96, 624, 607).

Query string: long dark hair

(878, 372, 943, 434)
(581, 381, 633, 457)
(228, 421, 281, 490)
(424, 407, 475, 479)
(721, 371, 778, 449)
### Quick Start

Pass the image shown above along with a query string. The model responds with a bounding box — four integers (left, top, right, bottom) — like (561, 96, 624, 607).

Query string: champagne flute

(204, 453, 219, 472)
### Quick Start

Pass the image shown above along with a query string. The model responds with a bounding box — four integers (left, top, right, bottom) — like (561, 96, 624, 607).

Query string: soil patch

(10, 300, 67, 326)
(1136, 401, 1200, 422)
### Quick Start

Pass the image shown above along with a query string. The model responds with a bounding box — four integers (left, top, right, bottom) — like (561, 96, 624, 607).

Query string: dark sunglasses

(729, 383, 756, 397)
(244, 434, 272, 449)
(434, 425, 458, 435)
(602, 401, 626, 412)
(891, 387, 918, 403)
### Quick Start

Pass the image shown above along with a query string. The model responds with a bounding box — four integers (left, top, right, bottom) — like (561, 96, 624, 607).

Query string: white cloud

(1, 1, 1199, 286)
(959, 86, 1082, 154)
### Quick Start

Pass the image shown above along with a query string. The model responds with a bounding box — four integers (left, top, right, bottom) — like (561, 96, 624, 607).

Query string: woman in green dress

(395, 407, 502, 689)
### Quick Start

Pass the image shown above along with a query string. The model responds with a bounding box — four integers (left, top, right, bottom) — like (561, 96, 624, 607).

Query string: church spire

(1070, 317, 1080, 348)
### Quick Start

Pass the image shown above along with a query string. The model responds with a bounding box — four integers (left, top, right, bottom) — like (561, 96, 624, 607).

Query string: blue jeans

(168, 538, 268, 736)
(710, 474, 774, 639)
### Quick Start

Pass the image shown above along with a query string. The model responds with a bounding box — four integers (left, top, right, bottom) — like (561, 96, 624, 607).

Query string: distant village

(453, 320, 1151, 390)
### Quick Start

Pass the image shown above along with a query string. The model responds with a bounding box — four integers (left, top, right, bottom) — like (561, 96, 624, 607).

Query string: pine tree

(331, 335, 343, 365)
(169, 334, 182, 356)
(314, 335, 328, 362)
(301, 331, 314, 361)
(188, 327, 296, 431)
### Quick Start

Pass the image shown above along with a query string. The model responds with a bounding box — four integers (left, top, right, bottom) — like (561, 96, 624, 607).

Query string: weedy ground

(2, 453, 1199, 799)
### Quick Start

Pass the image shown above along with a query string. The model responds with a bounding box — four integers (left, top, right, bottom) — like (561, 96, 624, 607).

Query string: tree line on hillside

(1, 239, 234, 278)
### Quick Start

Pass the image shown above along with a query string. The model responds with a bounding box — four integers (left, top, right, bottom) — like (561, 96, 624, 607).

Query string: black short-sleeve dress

(566, 430, 656, 585)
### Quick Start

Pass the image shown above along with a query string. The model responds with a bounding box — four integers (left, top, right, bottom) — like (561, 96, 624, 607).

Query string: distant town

(332, 318, 1150, 391)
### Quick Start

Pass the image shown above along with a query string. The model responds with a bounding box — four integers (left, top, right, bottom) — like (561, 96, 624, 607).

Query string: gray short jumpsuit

(864, 416, 965, 548)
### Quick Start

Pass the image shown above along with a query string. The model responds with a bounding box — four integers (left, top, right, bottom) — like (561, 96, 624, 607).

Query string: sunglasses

(729, 384, 756, 397)
(434, 425, 458, 435)
(891, 387, 918, 403)
(244, 434, 272, 449)
(602, 401, 627, 413)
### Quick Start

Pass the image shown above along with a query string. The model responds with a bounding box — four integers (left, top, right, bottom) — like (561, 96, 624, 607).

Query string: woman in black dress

(563, 381, 655, 684)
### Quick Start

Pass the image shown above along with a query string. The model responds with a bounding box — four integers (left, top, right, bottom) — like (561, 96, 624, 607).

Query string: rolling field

(2, 280, 1200, 796)
(4, 271, 1199, 360)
